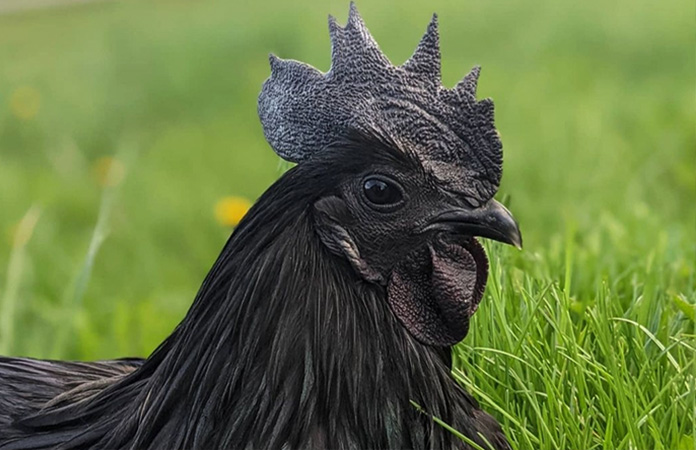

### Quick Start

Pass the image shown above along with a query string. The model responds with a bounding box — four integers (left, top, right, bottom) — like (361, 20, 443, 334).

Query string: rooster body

(0, 5, 520, 450)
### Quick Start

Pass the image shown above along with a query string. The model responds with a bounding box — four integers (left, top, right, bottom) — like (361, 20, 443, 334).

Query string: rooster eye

(363, 177, 403, 208)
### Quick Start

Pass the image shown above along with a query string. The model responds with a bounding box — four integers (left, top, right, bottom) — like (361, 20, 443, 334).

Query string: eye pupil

(363, 177, 403, 206)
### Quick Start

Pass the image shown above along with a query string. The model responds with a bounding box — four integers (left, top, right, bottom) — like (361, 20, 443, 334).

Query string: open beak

(424, 200, 523, 249)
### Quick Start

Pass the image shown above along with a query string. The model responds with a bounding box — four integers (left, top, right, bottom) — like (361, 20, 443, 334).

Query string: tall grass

(0, 206, 41, 355)
(453, 234, 694, 450)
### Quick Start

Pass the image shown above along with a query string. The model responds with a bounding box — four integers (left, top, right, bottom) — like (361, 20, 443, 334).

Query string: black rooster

(0, 4, 521, 449)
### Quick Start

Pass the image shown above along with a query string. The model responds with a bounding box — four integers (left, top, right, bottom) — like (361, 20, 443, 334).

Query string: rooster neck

(119, 168, 467, 449)
(137, 195, 459, 449)
(11, 168, 503, 450)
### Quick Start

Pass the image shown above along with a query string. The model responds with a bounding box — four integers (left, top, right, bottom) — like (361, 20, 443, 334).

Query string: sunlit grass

(0, 206, 41, 355)
(454, 233, 695, 450)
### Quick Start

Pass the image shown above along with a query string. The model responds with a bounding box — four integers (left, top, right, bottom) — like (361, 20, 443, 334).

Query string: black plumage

(1, 6, 522, 450)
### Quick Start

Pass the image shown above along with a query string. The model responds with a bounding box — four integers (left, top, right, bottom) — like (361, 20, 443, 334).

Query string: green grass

(0, 0, 694, 448)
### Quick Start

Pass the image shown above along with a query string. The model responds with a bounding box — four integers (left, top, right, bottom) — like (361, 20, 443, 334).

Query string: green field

(0, 0, 694, 448)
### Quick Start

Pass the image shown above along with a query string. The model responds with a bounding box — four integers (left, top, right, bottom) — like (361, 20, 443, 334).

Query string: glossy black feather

(0, 358, 143, 429)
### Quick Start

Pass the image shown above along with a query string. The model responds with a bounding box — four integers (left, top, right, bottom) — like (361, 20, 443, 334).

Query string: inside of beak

(425, 200, 523, 249)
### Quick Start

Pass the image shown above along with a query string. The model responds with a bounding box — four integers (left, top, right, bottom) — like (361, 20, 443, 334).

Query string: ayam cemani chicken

(0, 4, 522, 449)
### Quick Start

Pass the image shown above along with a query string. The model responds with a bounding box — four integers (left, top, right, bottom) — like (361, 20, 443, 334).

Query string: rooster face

(312, 134, 521, 347)
(257, 2, 522, 348)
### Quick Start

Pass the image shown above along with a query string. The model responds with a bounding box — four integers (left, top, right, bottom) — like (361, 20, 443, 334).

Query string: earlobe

(313, 196, 384, 284)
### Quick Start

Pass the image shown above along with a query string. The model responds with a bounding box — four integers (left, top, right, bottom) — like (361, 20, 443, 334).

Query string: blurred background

(0, 0, 693, 364)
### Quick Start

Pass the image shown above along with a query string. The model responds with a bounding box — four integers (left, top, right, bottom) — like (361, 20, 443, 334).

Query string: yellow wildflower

(9, 86, 41, 120)
(92, 156, 126, 187)
(214, 196, 252, 227)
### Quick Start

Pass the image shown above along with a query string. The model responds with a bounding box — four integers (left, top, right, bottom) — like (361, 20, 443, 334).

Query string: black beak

(424, 200, 523, 249)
